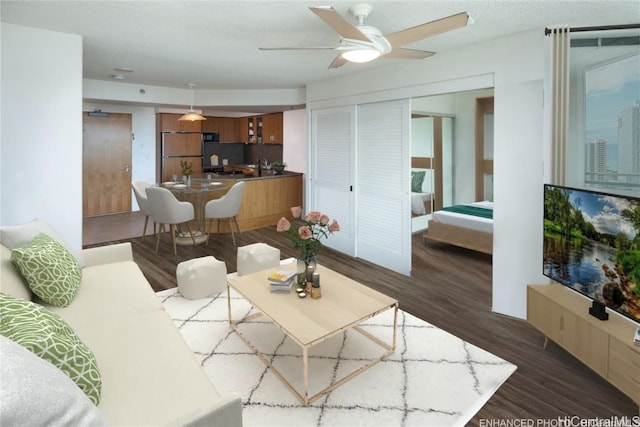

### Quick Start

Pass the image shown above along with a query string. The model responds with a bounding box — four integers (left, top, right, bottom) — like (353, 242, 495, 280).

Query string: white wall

(1, 23, 83, 250)
(283, 109, 307, 176)
(84, 79, 306, 111)
(306, 29, 548, 319)
(82, 102, 156, 211)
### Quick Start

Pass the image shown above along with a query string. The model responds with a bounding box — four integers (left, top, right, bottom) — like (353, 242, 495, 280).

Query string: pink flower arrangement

(277, 206, 340, 261)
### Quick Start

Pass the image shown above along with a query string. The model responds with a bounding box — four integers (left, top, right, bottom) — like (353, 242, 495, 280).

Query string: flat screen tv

(543, 184, 640, 324)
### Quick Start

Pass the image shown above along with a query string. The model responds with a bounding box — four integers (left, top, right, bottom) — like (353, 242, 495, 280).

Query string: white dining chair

(145, 187, 196, 254)
(204, 181, 245, 246)
(131, 180, 156, 238)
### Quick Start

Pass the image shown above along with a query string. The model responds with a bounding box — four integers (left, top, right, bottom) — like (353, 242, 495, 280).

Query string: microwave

(203, 132, 219, 143)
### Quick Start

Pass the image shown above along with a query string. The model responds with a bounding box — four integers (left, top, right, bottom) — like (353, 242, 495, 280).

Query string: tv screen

(543, 184, 640, 324)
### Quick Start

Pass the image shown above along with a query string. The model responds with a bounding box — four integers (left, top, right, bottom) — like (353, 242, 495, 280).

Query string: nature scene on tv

(543, 186, 640, 322)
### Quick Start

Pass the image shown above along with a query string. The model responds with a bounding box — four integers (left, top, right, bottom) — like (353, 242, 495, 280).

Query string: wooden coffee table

(226, 261, 398, 405)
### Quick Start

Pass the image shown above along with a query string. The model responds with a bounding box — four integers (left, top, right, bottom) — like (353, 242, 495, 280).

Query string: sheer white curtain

(549, 26, 571, 185)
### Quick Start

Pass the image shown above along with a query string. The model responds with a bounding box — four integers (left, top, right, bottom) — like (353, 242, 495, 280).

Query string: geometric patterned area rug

(157, 286, 516, 427)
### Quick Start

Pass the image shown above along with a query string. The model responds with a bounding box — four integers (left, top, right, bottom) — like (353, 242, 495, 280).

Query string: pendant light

(178, 83, 206, 121)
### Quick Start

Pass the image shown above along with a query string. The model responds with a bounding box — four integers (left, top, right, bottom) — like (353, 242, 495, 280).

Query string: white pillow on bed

(472, 201, 494, 210)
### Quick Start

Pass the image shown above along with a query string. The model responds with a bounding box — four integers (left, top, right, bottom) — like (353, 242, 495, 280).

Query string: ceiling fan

(259, 4, 471, 69)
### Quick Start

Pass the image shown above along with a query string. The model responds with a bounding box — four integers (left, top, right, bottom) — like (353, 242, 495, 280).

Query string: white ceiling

(2, 1, 639, 105)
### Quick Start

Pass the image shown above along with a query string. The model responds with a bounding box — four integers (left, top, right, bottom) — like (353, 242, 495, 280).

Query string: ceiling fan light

(178, 111, 207, 121)
(341, 48, 381, 63)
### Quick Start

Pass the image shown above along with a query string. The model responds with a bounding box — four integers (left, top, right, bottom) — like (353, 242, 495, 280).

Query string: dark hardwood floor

(84, 215, 638, 423)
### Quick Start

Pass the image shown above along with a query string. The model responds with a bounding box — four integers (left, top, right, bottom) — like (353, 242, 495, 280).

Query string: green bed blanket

(439, 204, 493, 219)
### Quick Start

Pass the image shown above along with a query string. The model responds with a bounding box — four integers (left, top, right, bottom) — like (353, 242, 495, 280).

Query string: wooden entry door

(82, 112, 132, 216)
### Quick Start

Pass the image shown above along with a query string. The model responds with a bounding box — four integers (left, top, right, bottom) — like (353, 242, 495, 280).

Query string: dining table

(159, 177, 229, 246)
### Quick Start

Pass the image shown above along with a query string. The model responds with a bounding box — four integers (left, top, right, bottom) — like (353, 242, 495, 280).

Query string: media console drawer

(527, 284, 639, 406)
(608, 337, 640, 403)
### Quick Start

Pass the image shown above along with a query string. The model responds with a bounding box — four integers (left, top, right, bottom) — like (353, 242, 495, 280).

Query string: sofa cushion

(11, 234, 82, 307)
(0, 218, 85, 267)
(44, 260, 238, 425)
(0, 245, 31, 301)
(0, 335, 108, 426)
(0, 293, 102, 405)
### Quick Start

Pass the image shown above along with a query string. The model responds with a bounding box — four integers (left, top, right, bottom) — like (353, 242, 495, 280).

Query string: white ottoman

(176, 256, 227, 299)
(237, 243, 280, 276)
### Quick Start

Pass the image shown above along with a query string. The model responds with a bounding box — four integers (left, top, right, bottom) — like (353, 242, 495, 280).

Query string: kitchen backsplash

(203, 143, 283, 168)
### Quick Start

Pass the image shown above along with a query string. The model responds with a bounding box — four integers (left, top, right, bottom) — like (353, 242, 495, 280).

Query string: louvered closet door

(309, 106, 356, 256)
(357, 100, 412, 275)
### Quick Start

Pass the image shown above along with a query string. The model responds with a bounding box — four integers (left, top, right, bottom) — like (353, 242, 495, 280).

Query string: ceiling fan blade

(385, 12, 470, 48)
(384, 48, 436, 60)
(310, 6, 370, 42)
(328, 54, 348, 69)
(259, 46, 337, 51)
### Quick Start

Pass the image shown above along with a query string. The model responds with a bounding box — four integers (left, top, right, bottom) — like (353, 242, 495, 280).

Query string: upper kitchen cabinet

(237, 113, 283, 144)
(262, 112, 283, 144)
(202, 116, 237, 143)
(158, 113, 202, 132)
(239, 116, 258, 144)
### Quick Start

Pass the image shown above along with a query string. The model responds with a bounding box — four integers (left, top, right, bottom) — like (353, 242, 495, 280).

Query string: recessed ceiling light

(114, 67, 134, 73)
(111, 74, 125, 80)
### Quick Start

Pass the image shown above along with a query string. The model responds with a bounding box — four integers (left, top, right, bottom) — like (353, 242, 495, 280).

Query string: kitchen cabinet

(202, 116, 237, 143)
(203, 173, 303, 232)
(237, 113, 283, 144)
(237, 117, 250, 143)
(219, 117, 238, 143)
(262, 112, 283, 144)
(239, 116, 258, 143)
(527, 284, 640, 405)
(201, 116, 220, 133)
(158, 113, 201, 133)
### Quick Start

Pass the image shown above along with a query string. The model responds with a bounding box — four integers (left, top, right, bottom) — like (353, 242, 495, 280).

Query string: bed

(411, 192, 433, 215)
(423, 201, 493, 254)
(410, 167, 433, 216)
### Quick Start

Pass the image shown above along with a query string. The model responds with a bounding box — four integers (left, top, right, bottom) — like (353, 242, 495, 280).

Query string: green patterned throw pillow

(11, 233, 82, 307)
(0, 292, 102, 405)
(411, 171, 426, 192)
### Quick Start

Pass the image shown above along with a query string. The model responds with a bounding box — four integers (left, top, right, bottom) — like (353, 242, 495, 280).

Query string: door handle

(123, 165, 131, 172)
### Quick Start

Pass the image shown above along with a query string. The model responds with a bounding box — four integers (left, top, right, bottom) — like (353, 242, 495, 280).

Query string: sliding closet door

(309, 106, 356, 256)
(357, 100, 412, 275)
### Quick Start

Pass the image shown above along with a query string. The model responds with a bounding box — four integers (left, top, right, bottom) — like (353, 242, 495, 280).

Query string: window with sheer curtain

(567, 29, 640, 195)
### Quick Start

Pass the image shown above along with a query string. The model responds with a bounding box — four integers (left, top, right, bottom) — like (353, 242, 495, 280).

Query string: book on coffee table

(268, 269, 296, 293)
(268, 269, 296, 284)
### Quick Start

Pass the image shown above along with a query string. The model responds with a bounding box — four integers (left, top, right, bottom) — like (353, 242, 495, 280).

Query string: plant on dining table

(180, 160, 194, 176)
(276, 206, 340, 263)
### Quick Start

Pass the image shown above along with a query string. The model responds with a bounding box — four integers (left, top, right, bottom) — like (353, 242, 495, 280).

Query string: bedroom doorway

(410, 114, 453, 233)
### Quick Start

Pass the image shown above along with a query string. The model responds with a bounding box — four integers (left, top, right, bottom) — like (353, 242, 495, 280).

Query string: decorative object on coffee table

(276, 206, 340, 287)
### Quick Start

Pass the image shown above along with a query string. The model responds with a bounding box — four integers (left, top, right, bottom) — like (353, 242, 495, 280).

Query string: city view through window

(584, 53, 639, 192)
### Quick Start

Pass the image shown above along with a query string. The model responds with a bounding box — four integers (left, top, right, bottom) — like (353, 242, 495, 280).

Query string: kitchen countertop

(196, 170, 302, 181)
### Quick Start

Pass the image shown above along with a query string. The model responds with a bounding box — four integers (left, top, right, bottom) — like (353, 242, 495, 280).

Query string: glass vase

(296, 253, 317, 289)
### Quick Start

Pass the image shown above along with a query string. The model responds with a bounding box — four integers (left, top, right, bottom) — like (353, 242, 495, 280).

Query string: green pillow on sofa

(11, 233, 82, 307)
(0, 292, 102, 405)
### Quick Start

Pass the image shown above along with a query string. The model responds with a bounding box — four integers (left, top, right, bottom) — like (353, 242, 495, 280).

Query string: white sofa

(0, 241, 243, 426)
